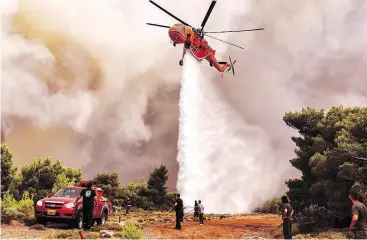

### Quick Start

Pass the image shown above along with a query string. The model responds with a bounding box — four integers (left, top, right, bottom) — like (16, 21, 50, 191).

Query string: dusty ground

(0, 212, 282, 239)
(1, 221, 70, 239)
(142, 215, 282, 239)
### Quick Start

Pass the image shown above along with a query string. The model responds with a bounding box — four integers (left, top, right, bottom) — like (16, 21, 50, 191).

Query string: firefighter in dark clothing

(174, 193, 183, 230)
(194, 200, 199, 221)
(281, 195, 294, 239)
(124, 198, 132, 215)
(75, 181, 98, 230)
(349, 189, 367, 239)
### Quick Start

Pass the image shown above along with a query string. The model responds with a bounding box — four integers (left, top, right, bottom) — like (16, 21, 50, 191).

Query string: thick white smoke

(178, 54, 273, 213)
(1, 0, 246, 187)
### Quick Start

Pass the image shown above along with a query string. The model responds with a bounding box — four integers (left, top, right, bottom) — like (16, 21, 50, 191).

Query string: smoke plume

(1, 0, 245, 189)
(2, 0, 367, 211)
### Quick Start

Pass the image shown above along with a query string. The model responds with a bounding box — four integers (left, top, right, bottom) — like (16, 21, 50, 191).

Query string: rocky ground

(0, 211, 347, 239)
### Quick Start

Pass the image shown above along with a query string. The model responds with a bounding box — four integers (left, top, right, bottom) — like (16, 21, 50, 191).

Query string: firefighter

(194, 200, 199, 221)
(75, 181, 98, 230)
(281, 196, 294, 239)
(198, 200, 205, 225)
(124, 197, 132, 215)
(174, 194, 183, 230)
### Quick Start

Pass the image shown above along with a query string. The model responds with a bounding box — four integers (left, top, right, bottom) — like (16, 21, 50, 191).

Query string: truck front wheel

(97, 211, 107, 226)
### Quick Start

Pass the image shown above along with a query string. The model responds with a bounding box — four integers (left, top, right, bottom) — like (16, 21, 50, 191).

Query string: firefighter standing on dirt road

(194, 200, 199, 221)
(75, 181, 98, 231)
(198, 200, 205, 225)
(174, 193, 183, 230)
(280, 195, 294, 239)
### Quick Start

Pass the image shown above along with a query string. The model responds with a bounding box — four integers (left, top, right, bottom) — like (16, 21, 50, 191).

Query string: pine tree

(147, 165, 168, 207)
(284, 106, 367, 230)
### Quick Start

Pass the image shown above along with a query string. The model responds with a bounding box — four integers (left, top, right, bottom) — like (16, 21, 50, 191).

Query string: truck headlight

(65, 203, 75, 209)
(36, 200, 43, 207)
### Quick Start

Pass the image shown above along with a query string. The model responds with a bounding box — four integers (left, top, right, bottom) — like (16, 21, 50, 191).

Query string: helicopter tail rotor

(227, 56, 236, 76)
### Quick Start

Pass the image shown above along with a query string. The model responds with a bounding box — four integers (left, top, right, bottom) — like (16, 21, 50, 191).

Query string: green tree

(119, 182, 152, 209)
(20, 157, 82, 202)
(93, 171, 120, 200)
(147, 165, 168, 207)
(284, 106, 367, 230)
(52, 172, 77, 193)
(1, 144, 17, 197)
(9, 174, 22, 201)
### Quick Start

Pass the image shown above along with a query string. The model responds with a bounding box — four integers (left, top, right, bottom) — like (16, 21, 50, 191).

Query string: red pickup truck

(35, 181, 113, 229)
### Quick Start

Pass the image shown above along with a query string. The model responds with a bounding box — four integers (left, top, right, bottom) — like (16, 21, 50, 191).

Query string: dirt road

(1, 214, 282, 239)
(143, 215, 282, 239)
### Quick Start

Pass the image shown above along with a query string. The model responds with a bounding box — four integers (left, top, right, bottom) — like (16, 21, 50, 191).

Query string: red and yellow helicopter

(147, 0, 264, 76)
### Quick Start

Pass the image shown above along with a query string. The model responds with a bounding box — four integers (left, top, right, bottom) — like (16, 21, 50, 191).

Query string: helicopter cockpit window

(174, 24, 185, 30)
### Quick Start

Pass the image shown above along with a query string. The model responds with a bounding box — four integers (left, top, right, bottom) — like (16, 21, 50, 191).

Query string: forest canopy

(284, 106, 367, 230)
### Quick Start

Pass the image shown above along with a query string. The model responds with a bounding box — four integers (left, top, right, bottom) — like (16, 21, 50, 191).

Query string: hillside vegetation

(1, 144, 175, 224)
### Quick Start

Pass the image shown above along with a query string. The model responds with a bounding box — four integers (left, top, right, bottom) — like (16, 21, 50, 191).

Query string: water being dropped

(177, 53, 270, 213)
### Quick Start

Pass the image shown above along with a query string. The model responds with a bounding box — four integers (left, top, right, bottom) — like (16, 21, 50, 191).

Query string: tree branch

(350, 155, 367, 162)
(341, 149, 367, 162)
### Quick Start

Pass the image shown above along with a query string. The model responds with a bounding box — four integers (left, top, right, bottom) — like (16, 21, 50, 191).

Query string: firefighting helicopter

(146, 0, 264, 76)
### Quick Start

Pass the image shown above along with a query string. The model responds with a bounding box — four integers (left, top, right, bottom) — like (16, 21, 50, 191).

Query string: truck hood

(43, 197, 76, 203)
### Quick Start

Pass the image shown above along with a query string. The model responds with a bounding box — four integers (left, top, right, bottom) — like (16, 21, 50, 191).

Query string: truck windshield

(53, 188, 81, 198)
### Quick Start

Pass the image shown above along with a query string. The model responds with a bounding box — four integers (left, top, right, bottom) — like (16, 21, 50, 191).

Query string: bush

(51, 231, 80, 239)
(1, 194, 18, 208)
(1, 207, 21, 224)
(123, 222, 144, 239)
(85, 232, 100, 239)
(297, 204, 329, 233)
(113, 232, 125, 238)
(255, 197, 281, 214)
(317, 231, 347, 239)
(1, 192, 35, 223)
(17, 192, 35, 219)
(91, 223, 123, 232)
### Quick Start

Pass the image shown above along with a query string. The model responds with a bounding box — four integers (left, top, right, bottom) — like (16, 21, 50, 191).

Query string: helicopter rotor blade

(201, 0, 217, 30)
(229, 56, 235, 76)
(146, 23, 171, 28)
(204, 34, 244, 49)
(149, 0, 192, 27)
(204, 28, 264, 33)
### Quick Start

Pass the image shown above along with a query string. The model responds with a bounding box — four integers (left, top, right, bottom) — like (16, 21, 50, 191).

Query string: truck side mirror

(48, 193, 54, 198)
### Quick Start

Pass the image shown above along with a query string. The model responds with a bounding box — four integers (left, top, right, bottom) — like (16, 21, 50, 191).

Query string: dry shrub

(317, 230, 347, 239)
(122, 222, 144, 239)
(113, 232, 125, 238)
(91, 222, 123, 232)
(51, 231, 80, 239)
(86, 232, 100, 239)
